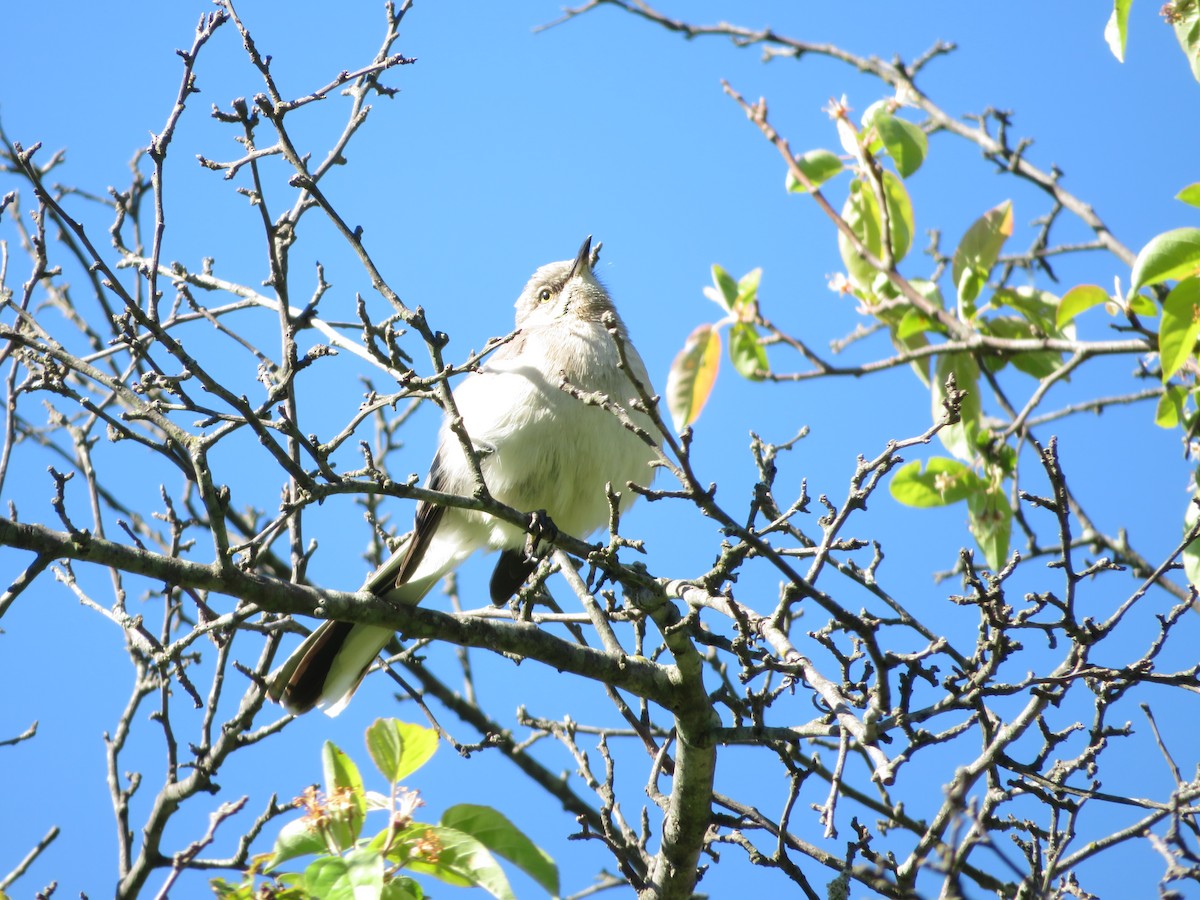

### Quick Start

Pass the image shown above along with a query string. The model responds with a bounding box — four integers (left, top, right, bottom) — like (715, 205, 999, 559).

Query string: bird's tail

(268, 531, 471, 716)
(268, 620, 396, 716)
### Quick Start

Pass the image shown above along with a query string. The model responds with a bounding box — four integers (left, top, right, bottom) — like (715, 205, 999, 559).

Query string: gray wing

(364, 451, 448, 596)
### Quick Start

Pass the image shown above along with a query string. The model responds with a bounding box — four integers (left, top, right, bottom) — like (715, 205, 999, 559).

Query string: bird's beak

(569, 235, 593, 280)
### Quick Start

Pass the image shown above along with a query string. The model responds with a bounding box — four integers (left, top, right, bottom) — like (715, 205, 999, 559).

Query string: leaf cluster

(211, 720, 558, 900)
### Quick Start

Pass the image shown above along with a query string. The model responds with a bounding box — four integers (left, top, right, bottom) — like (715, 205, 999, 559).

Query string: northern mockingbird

(270, 237, 659, 715)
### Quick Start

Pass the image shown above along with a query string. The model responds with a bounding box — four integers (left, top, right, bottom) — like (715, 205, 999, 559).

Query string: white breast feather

(436, 320, 655, 549)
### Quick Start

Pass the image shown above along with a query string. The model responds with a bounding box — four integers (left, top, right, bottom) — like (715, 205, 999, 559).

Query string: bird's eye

(538, 288, 552, 302)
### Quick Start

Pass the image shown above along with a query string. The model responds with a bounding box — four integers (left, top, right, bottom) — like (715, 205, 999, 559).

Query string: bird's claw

(524, 509, 558, 558)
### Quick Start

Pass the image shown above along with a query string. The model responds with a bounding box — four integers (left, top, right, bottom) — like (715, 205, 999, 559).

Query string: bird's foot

(489, 511, 559, 606)
(524, 509, 559, 558)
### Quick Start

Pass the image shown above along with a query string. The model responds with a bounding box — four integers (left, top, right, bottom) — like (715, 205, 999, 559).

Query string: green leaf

(988, 440, 1019, 477)
(1130, 228, 1200, 293)
(951, 201, 1014, 310)
(956, 269, 985, 313)
(968, 487, 1012, 571)
(1057, 284, 1110, 329)
(1105, 0, 1132, 62)
(1156, 384, 1188, 428)
(837, 172, 915, 290)
(441, 805, 559, 896)
(874, 111, 928, 178)
(891, 324, 932, 386)
(886, 279, 945, 386)
(711, 265, 739, 311)
(1158, 276, 1200, 381)
(1130, 292, 1159, 317)
(209, 876, 260, 899)
(666, 324, 722, 430)
(268, 815, 330, 868)
(859, 100, 889, 154)
(394, 825, 516, 900)
(304, 856, 358, 900)
(322, 741, 366, 851)
(1167, 0, 1200, 83)
(1010, 349, 1064, 380)
(934, 352, 982, 462)
(345, 847, 385, 899)
(1185, 493, 1200, 590)
(988, 287, 1061, 335)
(729, 321, 768, 380)
(324, 741, 365, 801)
(785, 149, 844, 192)
(213, 869, 306, 900)
(895, 308, 938, 341)
(365, 719, 439, 786)
(1176, 183, 1200, 208)
(981, 317, 1064, 380)
(908, 277, 947, 310)
(890, 458, 984, 508)
(872, 270, 899, 298)
(383, 877, 424, 900)
(735, 267, 762, 315)
(208, 877, 244, 900)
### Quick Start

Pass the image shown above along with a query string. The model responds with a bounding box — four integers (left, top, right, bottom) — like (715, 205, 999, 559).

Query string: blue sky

(2, 2, 1198, 897)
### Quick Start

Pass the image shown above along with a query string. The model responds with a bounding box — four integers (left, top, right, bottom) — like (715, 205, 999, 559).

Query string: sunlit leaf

(1056, 284, 1110, 329)
(1130, 227, 1200, 292)
(887, 279, 945, 386)
(968, 487, 1012, 571)
(1130, 293, 1159, 317)
(1176, 183, 1200, 208)
(301, 851, 384, 900)
(988, 287, 1060, 335)
(956, 269, 984, 314)
(441, 805, 559, 896)
(322, 741, 365, 851)
(706, 264, 739, 312)
(908, 277, 946, 310)
(268, 816, 328, 868)
(1167, 0, 1200, 83)
(394, 825, 516, 900)
(730, 267, 763, 322)
(890, 458, 983, 507)
(345, 848, 385, 899)
(304, 857, 357, 900)
(982, 317, 1064, 380)
(874, 111, 928, 177)
(859, 99, 889, 154)
(383, 877, 424, 900)
(323, 741, 364, 801)
(872, 270, 898, 298)
(666, 324, 722, 430)
(891, 326, 931, 385)
(1158, 276, 1200, 381)
(837, 173, 915, 290)
(1105, 0, 1132, 62)
(1010, 349, 1064, 380)
(895, 308, 938, 341)
(729, 322, 768, 380)
(934, 352, 981, 461)
(785, 149, 844, 192)
(366, 719, 439, 786)
(951, 201, 1013, 310)
(1156, 385, 1188, 428)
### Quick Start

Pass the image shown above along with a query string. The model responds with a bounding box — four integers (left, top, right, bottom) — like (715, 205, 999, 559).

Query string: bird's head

(514, 235, 618, 329)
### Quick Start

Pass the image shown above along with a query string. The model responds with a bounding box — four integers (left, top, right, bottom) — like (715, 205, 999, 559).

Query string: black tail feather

(280, 620, 356, 714)
(489, 550, 537, 605)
